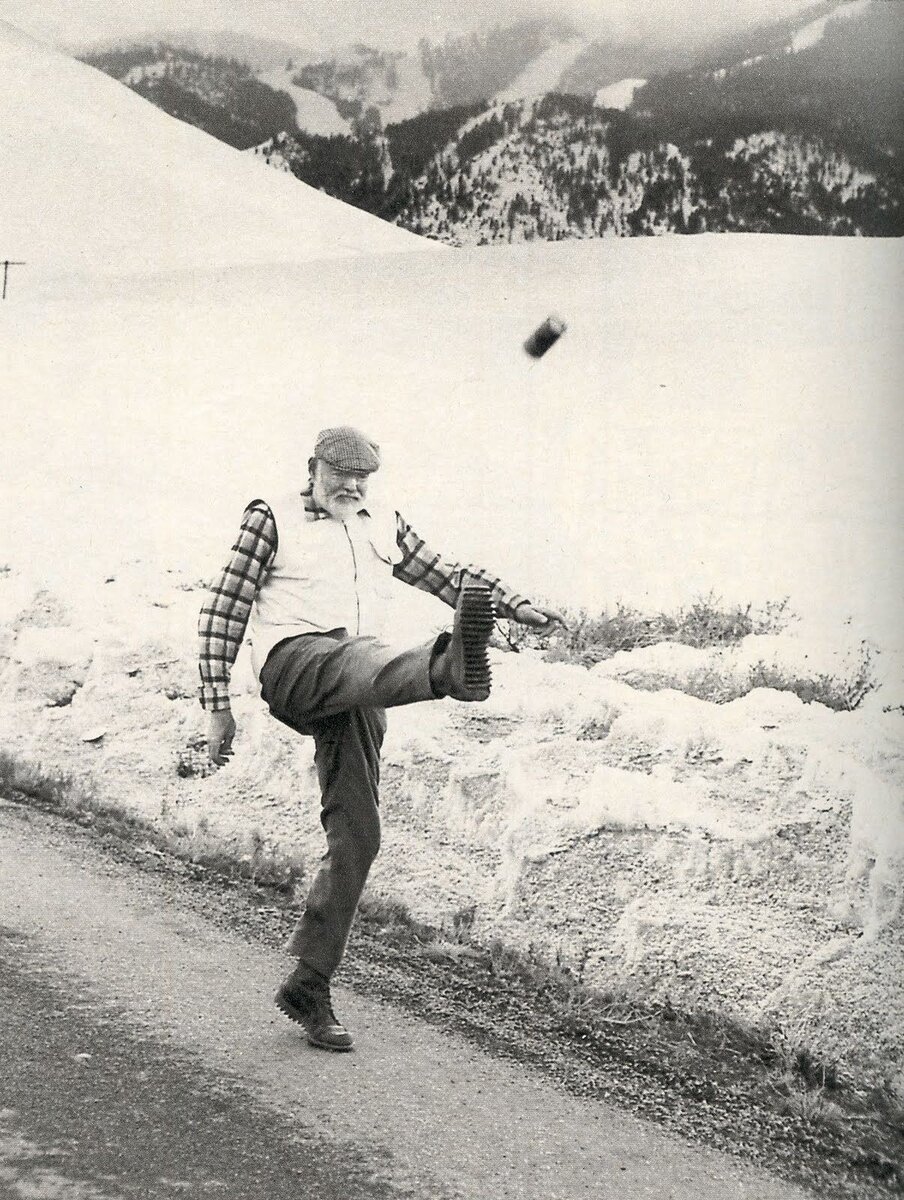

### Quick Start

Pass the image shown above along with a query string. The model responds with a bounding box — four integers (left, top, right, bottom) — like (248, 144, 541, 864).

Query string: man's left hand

(514, 603, 570, 631)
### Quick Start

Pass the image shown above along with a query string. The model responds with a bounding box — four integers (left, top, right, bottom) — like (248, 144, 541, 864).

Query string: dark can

(523, 314, 567, 358)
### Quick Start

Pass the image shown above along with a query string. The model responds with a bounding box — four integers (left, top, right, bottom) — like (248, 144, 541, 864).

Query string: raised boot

(430, 582, 495, 702)
(275, 965, 354, 1051)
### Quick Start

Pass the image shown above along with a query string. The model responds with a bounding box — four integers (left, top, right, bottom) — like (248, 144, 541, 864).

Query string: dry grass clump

(498, 595, 877, 712)
(164, 818, 306, 894)
(744, 648, 878, 712)
(498, 593, 793, 663)
(628, 643, 878, 713)
(0, 752, 82, 807)
(0, 751, 305, 895)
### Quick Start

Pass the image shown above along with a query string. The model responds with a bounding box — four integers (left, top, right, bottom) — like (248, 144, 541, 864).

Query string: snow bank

(2, 565, 901, 1085)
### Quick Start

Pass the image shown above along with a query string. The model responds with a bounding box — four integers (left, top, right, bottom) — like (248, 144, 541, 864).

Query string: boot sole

(274, 986, 354, 1052)
(460, 583, 495, 698)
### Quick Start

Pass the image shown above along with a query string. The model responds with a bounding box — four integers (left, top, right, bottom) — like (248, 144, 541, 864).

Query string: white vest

(248, 491, 403, 681)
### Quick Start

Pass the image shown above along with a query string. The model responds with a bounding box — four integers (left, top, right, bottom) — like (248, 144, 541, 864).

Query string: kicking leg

(259, 582, 496, 729)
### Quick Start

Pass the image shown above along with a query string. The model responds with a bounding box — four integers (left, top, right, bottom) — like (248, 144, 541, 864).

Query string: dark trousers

(259, 631, 439, 978)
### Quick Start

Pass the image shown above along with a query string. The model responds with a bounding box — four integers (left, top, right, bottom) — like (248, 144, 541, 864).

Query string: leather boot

(275, 963, 354, 1052)
(429, 582, 495, 702)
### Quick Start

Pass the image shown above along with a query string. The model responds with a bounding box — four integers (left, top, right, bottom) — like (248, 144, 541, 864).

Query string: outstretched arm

(198, 500, 278, 761)
(393, 513, 566, 629)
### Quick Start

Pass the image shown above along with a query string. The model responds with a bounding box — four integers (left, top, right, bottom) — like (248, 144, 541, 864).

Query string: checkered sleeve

(392, 512, 529, 621)
(198, 501, 278, 711)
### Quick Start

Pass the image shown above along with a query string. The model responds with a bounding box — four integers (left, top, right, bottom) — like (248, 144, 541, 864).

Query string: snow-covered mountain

(289, 43, 433, 130)
(79, 2, 901, 242)
(266, 2, 895, 121)
(0, 22, 433, 279)
(395, 94, 900, 242)
(385, 0, 903, 241)
(493, 35, 589, 102)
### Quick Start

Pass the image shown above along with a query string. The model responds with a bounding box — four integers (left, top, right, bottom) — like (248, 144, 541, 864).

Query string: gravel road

(0, 800, 815, 1200)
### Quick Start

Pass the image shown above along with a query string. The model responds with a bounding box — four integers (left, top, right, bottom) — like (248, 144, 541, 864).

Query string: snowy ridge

(246, 137, 293, 174)
(730, 131, 877, 201)
(287, 43, 430, 129)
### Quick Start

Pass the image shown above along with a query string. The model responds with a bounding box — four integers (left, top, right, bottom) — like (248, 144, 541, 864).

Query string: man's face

(311, 459, 371, 519)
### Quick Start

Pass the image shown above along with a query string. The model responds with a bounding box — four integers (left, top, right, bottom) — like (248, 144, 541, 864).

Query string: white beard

(321, 493, 363, 521)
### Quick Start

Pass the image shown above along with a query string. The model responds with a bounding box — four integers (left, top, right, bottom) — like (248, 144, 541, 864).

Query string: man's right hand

(207, 709, 236, 767)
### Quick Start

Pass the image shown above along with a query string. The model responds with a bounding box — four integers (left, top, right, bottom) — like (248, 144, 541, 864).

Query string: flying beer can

(524, 314, 567, 358)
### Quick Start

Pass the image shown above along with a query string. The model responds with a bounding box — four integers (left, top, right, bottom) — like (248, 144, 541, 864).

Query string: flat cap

(314, 425, 381, 473)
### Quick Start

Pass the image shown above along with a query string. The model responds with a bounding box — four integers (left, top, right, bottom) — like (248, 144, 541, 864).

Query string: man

(198, 425, 564, 1051)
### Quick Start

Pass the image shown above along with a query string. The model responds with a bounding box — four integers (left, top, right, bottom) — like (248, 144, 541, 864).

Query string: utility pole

(2, 261, 26, 299)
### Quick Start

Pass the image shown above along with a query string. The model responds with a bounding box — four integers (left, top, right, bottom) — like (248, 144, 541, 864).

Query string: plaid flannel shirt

(198, 496, 530, 711)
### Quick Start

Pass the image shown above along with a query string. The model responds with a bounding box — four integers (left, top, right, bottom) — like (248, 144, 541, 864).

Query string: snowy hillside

(789, 0, 871, 51)
(0, 22, 434, 277)
(390, 4, 903, 243)
(705, 0, 878, 72)
(5, 234, 902, 649)
(646, 0, 903, 155)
